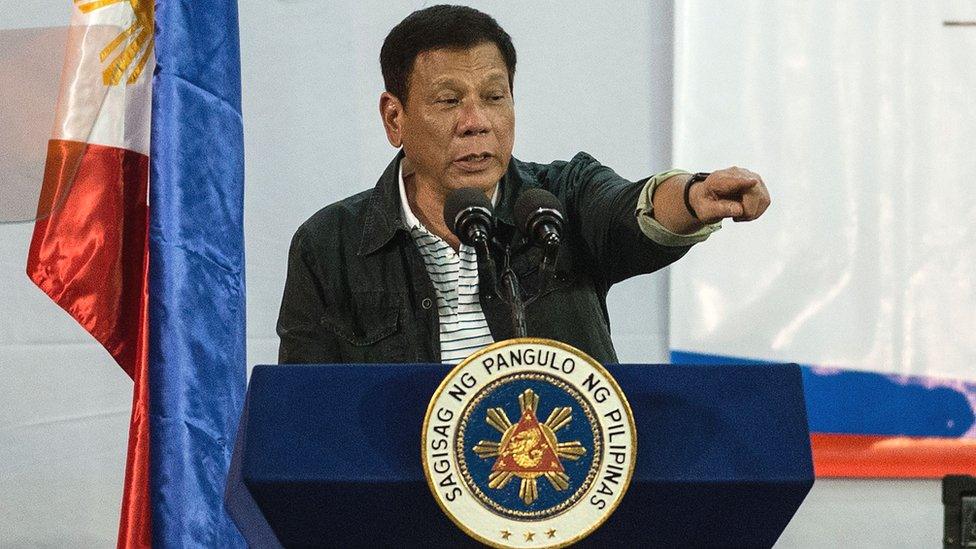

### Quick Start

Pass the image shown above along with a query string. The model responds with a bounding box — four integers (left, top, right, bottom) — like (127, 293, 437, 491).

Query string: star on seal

(472, 388, 587, 504)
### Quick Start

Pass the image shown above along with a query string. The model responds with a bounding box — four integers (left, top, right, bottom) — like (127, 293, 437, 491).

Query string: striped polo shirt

(398, 166, 496, 363)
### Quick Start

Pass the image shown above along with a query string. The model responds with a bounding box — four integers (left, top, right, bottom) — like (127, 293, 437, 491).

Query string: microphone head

(443, 187, 494, 245)
(514, 188, 565, 235)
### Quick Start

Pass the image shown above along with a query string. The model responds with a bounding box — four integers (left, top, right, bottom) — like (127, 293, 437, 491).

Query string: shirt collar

(359, 150, 522, 257)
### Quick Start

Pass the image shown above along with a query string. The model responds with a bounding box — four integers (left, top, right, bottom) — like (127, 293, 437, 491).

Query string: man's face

(396, 42, 515, 197)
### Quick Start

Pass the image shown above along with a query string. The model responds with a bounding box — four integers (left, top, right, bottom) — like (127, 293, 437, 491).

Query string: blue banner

(149, 0, 246, 546)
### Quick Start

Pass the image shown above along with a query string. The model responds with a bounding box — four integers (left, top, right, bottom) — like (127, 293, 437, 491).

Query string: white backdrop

(670, 2, 972, 546)
(0, 1, 673, 545)
(671, 0, 976, 383)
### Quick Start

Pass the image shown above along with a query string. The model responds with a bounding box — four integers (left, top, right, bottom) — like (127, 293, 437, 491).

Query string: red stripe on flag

(26, 139, 152, 548)
(117, 288, 150, 549)
(28, 140, 148, 379)
(812, 433, 976, 478)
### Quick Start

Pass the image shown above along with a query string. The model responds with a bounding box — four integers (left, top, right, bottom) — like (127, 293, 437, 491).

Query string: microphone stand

(500, 261, 528, 338)
(476, 239, 526, 338)
(477, 231, 563, 340)
(461, 187, 566, 340)
(476, 238, 528, 339)
(480, 238, 561, 340)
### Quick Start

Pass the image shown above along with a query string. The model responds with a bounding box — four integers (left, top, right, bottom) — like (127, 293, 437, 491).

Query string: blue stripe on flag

(149, 1, 247, 546)
(671, 351, 975, 439)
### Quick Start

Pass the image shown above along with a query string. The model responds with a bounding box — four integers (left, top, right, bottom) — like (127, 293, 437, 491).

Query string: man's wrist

(683, 172, 710, 221)
(636, 170, 721, 247)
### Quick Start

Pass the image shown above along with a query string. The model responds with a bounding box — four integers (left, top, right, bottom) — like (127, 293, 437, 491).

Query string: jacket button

(422, 297, 433, 310)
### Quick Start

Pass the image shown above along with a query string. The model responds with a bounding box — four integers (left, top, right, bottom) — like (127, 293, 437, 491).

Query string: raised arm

(650, 167, 770, 234)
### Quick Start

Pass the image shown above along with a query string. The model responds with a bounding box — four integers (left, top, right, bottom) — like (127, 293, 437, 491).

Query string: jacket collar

(358, 150, 528, 256)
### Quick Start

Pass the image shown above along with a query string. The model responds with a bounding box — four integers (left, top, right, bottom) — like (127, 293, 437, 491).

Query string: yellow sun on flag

(75, 0, 154, 86)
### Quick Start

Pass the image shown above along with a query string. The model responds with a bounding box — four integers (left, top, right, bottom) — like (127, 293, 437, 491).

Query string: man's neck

(403, 168, 461, 250)
(401, 158, 498, 251)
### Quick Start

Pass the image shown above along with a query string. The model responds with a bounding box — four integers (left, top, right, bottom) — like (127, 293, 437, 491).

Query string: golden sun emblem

(75, 0, 155, 85)
(472, 389, 587, 505)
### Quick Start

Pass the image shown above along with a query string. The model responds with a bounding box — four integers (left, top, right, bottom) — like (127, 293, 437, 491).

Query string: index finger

(708, 174, 760, 195)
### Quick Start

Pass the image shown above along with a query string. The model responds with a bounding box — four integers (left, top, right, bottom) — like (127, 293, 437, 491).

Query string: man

(277, 5, 769, 365)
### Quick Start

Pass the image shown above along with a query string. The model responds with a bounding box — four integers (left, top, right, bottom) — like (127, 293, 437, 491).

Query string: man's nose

(456, 101, 491, 136)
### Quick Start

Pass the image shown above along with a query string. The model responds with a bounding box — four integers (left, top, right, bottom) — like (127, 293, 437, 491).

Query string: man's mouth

(454, 152, 493, 172)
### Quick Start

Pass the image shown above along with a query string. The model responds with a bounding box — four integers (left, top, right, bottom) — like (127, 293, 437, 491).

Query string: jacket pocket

(319, 291, 404, 361)
(320, 309, 398, 346)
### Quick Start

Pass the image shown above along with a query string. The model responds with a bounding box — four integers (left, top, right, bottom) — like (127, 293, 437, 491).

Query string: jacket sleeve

(276, 225, 341, 364)
(556, 152, 695, 285)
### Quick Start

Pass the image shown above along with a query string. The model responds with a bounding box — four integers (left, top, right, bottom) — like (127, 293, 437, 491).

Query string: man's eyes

(434, 94, 506, 105)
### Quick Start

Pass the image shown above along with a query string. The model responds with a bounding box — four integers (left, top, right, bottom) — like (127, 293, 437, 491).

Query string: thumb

(696, 197, 743, 222)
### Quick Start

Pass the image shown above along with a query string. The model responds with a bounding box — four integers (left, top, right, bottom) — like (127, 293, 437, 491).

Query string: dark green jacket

(277, 151, 691, 365)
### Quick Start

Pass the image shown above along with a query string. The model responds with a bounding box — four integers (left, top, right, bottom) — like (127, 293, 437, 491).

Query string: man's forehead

(412, 44, 509, 86)
(427, 71, 508, 90)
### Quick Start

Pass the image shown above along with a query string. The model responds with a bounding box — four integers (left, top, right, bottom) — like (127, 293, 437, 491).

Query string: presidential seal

(422, 338, 636, 548)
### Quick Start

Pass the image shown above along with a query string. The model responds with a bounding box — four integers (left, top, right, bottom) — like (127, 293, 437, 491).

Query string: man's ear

(379, 92, 404, 148)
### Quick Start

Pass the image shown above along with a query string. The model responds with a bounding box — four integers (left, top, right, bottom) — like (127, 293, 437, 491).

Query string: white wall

(778, 479, 943, 548)
(670, 0, 976, 383)
(669, 1, 966, 547)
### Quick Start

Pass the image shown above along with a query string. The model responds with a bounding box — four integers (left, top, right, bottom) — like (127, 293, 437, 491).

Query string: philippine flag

(26, 1, 246, 547)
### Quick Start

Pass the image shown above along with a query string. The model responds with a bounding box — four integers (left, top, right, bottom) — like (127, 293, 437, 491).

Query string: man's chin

(447, 166, 504, 193)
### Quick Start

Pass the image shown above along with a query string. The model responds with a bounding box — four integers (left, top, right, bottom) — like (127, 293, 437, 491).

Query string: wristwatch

(683, 172, 710, 220)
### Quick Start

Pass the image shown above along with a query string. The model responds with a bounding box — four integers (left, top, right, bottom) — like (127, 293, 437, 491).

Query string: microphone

(514, 188, 565, 249)
(444, 187, 495, 246)
(515, 189, 565, 306)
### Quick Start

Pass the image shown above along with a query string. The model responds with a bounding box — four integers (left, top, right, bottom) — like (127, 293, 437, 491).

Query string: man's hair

(380, 5, 516, 105)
